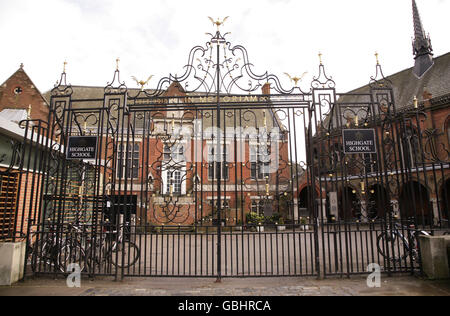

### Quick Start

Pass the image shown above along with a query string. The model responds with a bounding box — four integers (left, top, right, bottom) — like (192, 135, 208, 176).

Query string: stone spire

(412, 0, 433, 78)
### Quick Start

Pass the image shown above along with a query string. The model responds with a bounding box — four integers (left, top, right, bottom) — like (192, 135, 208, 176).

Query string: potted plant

(300, 217, 309, 231)
(277, 217, 286, 231)
(235, 220, 243, 232)
(246, 212, 266, 232)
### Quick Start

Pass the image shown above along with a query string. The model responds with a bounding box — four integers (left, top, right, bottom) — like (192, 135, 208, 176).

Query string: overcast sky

(0, 0, 449, 94)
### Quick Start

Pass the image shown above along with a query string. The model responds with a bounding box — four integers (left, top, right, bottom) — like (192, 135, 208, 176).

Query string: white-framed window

(250, 145, 270, 180)
(164, 144, 185, 163)
(251, 199, 271, 216)
(162, 142, 186, 195)
(208, 145, 229, 181)
(166, 170, 182, 195)
(208, 197, 231, 209)
(117, 142, 140, 179)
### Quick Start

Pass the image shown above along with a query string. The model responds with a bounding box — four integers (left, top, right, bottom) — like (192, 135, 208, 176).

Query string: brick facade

(0, 66, 49, 122)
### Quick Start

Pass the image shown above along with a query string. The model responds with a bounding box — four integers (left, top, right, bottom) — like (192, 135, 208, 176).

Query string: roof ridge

(345, 51, 450, 94)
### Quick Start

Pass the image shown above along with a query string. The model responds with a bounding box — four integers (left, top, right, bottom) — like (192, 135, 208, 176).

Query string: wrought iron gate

(14, 30, 449, 280)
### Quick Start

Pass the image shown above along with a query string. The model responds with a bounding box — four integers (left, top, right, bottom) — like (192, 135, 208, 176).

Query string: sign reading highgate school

(343, 129, 377, 154)
(67, 136, 98, 160)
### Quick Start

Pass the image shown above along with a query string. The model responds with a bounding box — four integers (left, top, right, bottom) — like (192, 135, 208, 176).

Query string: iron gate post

(215, 36, 222, 283)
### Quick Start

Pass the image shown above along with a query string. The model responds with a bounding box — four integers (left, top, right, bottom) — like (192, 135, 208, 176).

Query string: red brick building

(0, 65, 49, 240)
(298, 1, 450, 225)
(43, 80, 293, 227)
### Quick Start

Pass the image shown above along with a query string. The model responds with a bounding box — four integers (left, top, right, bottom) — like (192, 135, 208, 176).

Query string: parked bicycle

(377, 222, 430, 262)
(22, 222, 85, 273)
(84, 221, 140, 271)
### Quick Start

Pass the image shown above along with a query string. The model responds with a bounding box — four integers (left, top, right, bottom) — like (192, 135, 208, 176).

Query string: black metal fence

(9, 31, 449, 280)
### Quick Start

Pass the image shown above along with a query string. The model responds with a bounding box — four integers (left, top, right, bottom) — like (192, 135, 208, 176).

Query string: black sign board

(66, 136, 98, 160)
(343, 129, 377, 154)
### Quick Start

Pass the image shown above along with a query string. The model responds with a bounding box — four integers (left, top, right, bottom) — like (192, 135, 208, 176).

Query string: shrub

(246, 212, 266, 225)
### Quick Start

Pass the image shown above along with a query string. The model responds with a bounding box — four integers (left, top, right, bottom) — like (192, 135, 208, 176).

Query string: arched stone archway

(367, 184, 390, 220)
(399, 181, 432, 225)
(338, 186, 361, 220)
(298, 186, 317, 219)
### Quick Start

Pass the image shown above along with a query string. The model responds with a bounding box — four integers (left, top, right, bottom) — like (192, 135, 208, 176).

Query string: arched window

(401, 126, 421, 169)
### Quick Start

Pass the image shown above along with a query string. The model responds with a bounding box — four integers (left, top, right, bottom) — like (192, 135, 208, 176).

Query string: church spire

(412, 0, 433, 78)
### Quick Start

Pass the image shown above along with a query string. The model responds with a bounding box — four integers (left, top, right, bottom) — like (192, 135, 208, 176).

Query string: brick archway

(399, 181, 432, 225)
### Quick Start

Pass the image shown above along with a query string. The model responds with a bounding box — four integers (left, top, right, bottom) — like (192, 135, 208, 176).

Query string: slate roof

(341, 52, 450, 108)
(322, 52, 450, 129)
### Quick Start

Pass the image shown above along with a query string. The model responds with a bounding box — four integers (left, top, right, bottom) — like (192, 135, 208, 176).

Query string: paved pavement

(0, 275, 449, 296)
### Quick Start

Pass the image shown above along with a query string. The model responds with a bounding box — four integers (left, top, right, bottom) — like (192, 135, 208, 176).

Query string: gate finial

(208, 16, 229, 31)
(131, 75, 154, 91)
(284, 72, 308, 87)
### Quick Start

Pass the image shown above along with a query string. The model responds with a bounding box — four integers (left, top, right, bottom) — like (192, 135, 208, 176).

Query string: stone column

(293, 199, 299, 222)
(431, 198, 439, 226)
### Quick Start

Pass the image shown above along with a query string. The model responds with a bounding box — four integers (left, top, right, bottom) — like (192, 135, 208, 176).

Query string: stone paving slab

(0, 275, 449, 296)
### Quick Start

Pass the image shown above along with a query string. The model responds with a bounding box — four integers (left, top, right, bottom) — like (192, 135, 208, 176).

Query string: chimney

(262, 83, 271, 95)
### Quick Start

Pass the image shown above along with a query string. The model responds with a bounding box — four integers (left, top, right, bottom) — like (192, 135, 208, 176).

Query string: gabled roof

(1, 66, 49, 107)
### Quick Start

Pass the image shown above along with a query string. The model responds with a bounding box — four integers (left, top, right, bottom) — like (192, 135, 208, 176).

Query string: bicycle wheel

(109, 241, 140, 269)
(32, 241, 54, 271)
(377, 232, 408, 262)
(85, 240, 109, 273)
(59, 241, 86, 273)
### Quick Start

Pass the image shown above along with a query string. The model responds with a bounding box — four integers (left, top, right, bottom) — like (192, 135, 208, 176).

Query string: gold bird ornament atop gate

(131, 75, 154, 91)
(284, 72, 308, 87)
(208, 16, 229, 30)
